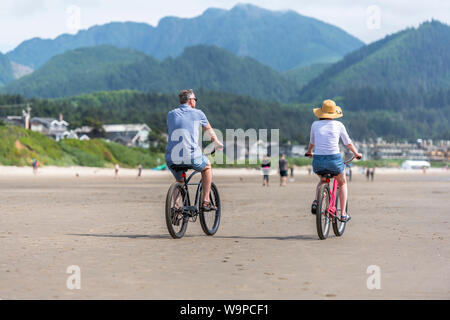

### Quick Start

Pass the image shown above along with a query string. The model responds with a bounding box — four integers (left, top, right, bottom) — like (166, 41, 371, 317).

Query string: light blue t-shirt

(165, 104, 210, 164)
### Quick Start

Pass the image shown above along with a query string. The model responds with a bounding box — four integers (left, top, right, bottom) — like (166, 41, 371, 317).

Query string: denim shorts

(166, 155, 209, 181)
(313, 154, 345, 175)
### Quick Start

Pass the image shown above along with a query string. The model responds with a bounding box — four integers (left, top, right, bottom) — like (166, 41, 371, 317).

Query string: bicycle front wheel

(165, 182, 188, 239)
(199, 182, 221, 236)
(332, 188, 347, 237)
(316, 184, 331, 240)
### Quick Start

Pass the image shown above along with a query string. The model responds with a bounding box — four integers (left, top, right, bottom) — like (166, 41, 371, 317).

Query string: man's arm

(203, 124, 224, 149)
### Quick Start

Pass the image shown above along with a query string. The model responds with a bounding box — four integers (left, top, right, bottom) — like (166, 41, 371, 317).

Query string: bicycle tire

(316, 184, 331, 240)
(332, 188, 347, 236)
(165, 182, 188, 239)
(199, 182, 221, 236)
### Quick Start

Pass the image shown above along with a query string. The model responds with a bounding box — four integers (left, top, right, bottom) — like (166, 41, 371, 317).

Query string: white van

(401, 160, 431, 170)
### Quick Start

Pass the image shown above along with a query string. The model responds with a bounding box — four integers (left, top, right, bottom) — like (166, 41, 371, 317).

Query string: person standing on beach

(32, 158, 39, 175)
(370, 167, 375, 181)
(366, 167, 370, 181)
(137, 164, 143, 177)
(346, 165, 352, 182)
(261, 154, 271, 187)
(279, 154, 288, 186)
(115, 163, 120, 179)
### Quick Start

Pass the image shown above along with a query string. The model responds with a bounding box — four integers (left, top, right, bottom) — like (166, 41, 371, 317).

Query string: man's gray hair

(179, 89, 195, 104)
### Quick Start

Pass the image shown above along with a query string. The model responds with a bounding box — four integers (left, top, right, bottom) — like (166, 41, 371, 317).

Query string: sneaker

(311, 200, 318, 215)
(201, 201, 217, 212)
(339, 215, 351, 222)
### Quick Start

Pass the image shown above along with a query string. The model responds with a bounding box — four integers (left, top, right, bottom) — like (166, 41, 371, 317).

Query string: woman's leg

(315, 176, 328, 200)
(335, 173, 348, 217)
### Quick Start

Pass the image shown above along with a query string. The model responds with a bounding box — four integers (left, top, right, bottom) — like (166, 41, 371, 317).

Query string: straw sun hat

(313, 99, 343, 119)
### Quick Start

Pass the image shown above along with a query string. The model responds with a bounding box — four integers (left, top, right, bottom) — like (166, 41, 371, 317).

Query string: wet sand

(0, 170, 449, 299)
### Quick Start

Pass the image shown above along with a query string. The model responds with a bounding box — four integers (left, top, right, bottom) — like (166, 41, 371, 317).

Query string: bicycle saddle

(168, 164, 192, 172)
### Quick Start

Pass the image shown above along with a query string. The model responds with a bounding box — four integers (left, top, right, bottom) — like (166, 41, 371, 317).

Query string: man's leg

(201, 163, 212, 203)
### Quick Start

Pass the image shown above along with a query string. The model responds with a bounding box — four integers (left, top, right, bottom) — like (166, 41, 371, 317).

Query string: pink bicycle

(312, 155, 359, 240)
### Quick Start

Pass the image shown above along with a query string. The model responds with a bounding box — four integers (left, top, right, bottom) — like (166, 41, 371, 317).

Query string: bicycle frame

(180, 170, 203, 213)
(322, 155, 355, 219)
(326, 179, 339, 218)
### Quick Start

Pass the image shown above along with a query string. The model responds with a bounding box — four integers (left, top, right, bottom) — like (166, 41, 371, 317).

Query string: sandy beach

(0, 167, 449, 299)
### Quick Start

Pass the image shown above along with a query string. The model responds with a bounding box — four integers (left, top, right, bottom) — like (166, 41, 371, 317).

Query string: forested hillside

(0, 53, 13, 86)
(0, 125, 162, 168)
(1, 90, 448, 142)
(4, 45, 299, 101)
(299, 20, 450, 111)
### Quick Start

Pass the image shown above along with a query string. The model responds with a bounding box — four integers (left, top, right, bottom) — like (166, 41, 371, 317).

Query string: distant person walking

(366, 167, 370, 181)
(115, 163, 120, 178)
(289, 164, 295, 182)
(32, 158, 39, 175)
(261, 155, 271, 187)
(370, 167, 375, 181)
(137, 164, 143, 177)
(346, 165, 352, 182)
(279, 154, 288, 186)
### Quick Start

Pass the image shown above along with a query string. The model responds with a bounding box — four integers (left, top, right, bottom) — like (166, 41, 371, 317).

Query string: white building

(103, 124, 151, 148)
(30, 117, 70, 141)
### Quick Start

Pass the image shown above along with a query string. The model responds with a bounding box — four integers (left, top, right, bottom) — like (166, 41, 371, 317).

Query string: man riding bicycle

(165, 89, 224, 212)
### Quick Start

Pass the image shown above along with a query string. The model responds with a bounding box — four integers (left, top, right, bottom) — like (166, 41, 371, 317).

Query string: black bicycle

(165, 159, 221, 239)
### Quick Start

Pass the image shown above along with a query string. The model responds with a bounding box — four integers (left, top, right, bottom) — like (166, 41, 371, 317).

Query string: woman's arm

(346, 142, 362, 159)
(305, 143, 314, 157)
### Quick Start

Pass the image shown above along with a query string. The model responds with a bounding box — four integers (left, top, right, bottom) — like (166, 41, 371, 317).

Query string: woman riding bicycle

(305, 99, 362, 222)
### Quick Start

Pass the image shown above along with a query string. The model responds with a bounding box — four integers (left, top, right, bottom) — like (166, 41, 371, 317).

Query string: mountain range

(4, 20, 449, 108)
(0, 5, 449, 141)
(0, 53, 13, 86)
(3, 45, 299, 101)
(5, 4, 363, 72)
(299, 20, 450, 103)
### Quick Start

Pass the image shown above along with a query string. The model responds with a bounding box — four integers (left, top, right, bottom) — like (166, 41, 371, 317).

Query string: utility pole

(0, 103, 32, 129)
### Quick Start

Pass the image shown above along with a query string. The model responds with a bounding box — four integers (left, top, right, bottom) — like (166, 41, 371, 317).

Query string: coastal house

(30, 116, 69, 141)
(73, 124, 151, 148)
(102, 124, 151, 148)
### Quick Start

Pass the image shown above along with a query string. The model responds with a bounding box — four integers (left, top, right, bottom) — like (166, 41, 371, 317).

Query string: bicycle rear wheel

(199, 182, 221, 236)
(165, 182, 188, 239)
(316, 184, 331, 240)
(332, 188, 347, 236)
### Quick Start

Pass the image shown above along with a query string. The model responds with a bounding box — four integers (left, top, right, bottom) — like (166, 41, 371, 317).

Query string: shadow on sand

(68, 233, 319, 241)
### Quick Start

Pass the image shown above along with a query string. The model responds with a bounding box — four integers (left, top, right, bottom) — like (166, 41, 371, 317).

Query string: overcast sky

(0, 0, 449, 53)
